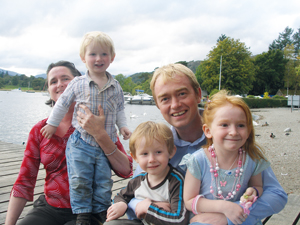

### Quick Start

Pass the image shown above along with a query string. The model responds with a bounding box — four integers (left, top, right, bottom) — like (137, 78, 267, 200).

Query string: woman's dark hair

(45, 60, 82, 106)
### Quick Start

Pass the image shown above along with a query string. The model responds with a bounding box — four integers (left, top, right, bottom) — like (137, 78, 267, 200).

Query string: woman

(5, 61, 132, 225)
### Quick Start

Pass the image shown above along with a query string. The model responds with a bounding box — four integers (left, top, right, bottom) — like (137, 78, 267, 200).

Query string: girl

(182, 90, 270, 225)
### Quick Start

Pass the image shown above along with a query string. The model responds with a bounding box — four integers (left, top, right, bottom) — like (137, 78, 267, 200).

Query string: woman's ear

(203, 124, 212, 138)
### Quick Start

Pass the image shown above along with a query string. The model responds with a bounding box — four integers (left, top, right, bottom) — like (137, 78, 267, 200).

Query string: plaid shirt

(47, 71, 126, 146)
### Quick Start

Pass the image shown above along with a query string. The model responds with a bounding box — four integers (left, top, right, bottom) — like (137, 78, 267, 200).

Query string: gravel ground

(251, 107, 300, 195)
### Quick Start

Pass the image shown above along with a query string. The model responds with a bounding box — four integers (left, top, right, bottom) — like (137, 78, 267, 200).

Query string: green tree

(198, 37, 255, 94)
(293, 28, 300, 54)
(269, 26, 294, 51)
(122, 76, 136, 94)
(284, 44, 297, 95)
(251, 50, 287, 95)
(217, 34, 227, 42)
(32, 78, 45, 90)
(176, 61, 188, 67)
(0, 78, 4, 88)
(294, 63, 300, 94)
(114, 74, 127, 87)
(141, 77, 152, 95)
(12, 75, 19, 86)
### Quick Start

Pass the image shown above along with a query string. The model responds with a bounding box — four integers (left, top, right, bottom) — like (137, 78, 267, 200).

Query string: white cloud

(1, 0, 300, 76)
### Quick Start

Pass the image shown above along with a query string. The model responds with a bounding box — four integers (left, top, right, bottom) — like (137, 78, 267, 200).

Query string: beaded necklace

(208, 144, 245, 200)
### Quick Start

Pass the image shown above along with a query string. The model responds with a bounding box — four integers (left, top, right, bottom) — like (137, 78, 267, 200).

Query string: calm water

(0, 91, 166, 152)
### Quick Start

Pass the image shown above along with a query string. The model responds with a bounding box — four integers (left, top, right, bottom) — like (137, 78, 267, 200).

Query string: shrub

(247, 95, 255, 98)
(209, 89, 219, 97)
(272, 95, 286, 100)
(242, 98, 287, 108)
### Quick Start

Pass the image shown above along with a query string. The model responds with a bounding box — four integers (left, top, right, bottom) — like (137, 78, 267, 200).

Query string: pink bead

(236, 188, 239, 191)
(236, 184, 241, 188)
(210, 189, 214, 193)
(210, 169, 213, 173)
(236, 169, 240, 173)
(228, 192, 232, 196)
(235, 174, 238, 177)
(214, 173, 218, 177)
(214, 169, 217, 173)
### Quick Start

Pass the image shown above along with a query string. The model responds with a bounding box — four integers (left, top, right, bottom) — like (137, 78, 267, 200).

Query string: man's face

(154, 73, 201, 130)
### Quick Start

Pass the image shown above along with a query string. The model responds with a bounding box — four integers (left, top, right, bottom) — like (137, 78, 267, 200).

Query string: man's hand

(77, 104, 105, 138)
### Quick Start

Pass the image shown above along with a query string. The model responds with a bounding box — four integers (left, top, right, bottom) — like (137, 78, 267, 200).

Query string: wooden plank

(0, 141, 131, 225)
(264, 194, 300, 225)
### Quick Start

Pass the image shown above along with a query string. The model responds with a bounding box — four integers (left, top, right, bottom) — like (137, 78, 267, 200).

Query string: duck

(130, 112, 138, 118)
(262, 122, 269, 127)
(270, 133, 275, 138)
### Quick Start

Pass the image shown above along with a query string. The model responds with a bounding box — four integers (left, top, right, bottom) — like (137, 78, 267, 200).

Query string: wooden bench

(0, 141, 130, 225)
(1, 141, 299, 224)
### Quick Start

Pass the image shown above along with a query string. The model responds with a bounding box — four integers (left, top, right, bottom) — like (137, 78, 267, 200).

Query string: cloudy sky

(1, 0, 300, 76)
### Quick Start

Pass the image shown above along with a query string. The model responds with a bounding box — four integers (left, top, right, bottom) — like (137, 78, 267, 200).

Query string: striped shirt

(114, 165, 189, 225)
(47, 71, 127, 146)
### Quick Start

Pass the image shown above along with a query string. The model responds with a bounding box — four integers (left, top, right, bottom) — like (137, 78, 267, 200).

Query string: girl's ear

(203, 124, 212, 138)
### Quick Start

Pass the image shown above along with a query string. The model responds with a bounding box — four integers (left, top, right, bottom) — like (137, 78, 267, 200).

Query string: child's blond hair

(203, 90, 267, 161)
(79, 31, 115, 59)
(129, 121, 174, 158)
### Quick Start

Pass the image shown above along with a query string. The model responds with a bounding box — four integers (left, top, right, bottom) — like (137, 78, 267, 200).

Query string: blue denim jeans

(66, 129, 113, 214)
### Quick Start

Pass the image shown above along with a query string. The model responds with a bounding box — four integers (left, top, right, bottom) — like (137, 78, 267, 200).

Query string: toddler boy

(105, 121, 188, 225)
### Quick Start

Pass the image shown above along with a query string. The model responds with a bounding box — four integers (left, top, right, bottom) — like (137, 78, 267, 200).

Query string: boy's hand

(106, 202, 127, 222)
(120, 127, 132, 140)
(135, 198, 151, 219)
(40, 124, 57, 139)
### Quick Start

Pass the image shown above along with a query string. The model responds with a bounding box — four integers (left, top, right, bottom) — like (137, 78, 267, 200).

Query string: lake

(0, 91, 166, 152)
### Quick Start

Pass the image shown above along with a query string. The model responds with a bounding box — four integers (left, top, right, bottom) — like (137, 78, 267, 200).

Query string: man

(132, 63, 287, 224)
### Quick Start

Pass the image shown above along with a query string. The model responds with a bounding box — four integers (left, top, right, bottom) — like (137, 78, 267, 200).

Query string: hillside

(0, 60, 202, 80)
(128, 60, 202, 82)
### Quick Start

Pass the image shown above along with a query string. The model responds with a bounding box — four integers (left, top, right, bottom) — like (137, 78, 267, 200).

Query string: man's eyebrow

(157, 87, 188, 98)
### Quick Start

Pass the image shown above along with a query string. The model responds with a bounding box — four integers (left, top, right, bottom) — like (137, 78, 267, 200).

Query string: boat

(128, 94, 155, 105)
(11, 88, 22, 92)
(123, 92, 132, 101)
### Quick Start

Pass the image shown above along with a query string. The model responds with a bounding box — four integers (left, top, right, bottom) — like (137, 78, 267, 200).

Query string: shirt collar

(171, 125, 206, 147)
(85, 70, 116, 88)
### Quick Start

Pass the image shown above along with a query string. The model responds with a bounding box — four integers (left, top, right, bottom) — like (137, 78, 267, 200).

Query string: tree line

(0, 72, 46, 90)
(197, 26, 300, 96)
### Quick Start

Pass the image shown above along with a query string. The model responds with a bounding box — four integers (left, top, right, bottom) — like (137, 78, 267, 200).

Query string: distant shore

(251, 107, 300, 195)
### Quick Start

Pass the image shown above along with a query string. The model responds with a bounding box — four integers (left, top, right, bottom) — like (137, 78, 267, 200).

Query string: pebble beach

(252, 107, 300, 195)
